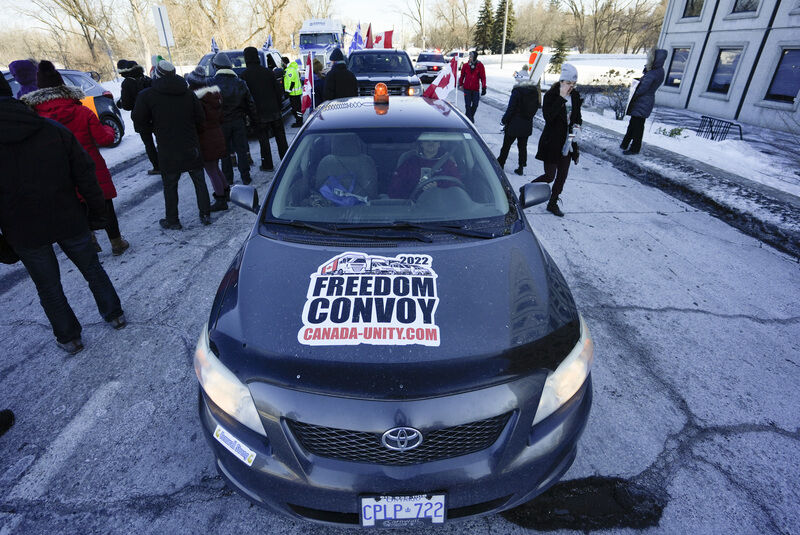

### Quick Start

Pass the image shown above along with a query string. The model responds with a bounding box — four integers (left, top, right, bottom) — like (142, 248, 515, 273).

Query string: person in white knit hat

(529, 63, 583, 217)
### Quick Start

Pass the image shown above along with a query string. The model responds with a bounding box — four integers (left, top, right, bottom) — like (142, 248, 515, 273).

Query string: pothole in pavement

(501, 476, 668, 531)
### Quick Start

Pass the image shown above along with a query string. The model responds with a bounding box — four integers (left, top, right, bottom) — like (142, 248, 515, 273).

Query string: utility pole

(500, 0, 509, 68)
(422, 0, 426, 50)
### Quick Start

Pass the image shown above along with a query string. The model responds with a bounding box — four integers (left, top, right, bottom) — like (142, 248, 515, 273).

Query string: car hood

(210, 231, 579, 399)
(355, 74, 418, 84)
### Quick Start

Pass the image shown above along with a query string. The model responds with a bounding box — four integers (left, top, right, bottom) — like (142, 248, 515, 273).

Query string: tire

(100, 115, 123, 147)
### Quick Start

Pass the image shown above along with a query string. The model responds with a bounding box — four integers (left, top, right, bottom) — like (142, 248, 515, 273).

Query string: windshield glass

(348, 53, 414, 74)
(266, 128, 511, 227)
(418, 54, 445, 63)
(198, 52, 252, 76)
(300, 33, 338, 46)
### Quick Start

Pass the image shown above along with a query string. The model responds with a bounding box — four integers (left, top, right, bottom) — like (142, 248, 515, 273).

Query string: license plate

(360, 494, 446, 527)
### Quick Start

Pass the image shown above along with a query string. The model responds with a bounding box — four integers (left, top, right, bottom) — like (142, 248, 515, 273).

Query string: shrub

(588, 69, 636, 120)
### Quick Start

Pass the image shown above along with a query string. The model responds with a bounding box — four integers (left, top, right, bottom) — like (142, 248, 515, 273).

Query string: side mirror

(88, 70, 101, 81)
(230, 185, 260, 213)
(519, 182, 551, 208)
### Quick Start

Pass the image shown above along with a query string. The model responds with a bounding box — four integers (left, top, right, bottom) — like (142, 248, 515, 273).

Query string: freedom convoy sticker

(298, 252, 440, 347)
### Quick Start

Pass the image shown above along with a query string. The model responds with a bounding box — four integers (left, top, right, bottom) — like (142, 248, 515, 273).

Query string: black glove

(571, 143, 580, 165)
(481, 87, 487, 96)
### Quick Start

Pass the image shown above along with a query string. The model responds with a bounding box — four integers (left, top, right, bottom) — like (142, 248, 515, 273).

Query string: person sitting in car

(388, 139, 460, 199)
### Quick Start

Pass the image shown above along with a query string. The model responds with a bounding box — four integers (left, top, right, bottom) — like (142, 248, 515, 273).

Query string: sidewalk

(481, 82, 800, 259)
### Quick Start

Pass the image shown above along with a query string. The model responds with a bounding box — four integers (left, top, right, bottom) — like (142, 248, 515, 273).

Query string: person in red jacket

(23, 61, 130, 255)
(458, 51, 487, 123)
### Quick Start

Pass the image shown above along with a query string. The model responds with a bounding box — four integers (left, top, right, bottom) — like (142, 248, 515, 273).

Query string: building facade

(656, 0, 800, 132)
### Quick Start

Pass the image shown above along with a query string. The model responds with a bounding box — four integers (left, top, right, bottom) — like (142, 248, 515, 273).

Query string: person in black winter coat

(324, 48, 358, 100)
(132, 61, 211, 229)
(211, 52, 258, 185)
(531, 63, 582, 217)
(621, 49, 667, 155)
(497, 80, 541, 175)
(240, 46, 288, 171)
(0, 75, 125, 354)
(117, 59, 159, 174)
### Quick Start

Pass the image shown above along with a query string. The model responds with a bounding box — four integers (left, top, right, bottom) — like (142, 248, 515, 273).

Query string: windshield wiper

(263, 219, 433, 242)
(336, 221, 497, 239)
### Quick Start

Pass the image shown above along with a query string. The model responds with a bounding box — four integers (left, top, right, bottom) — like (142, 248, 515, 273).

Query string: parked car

(194, 90, 594, 527)
(347, 49, 422, 96)
(414, 52, 449, 83)
(3, 68, 125, 147)
(194, 48, 292, 122)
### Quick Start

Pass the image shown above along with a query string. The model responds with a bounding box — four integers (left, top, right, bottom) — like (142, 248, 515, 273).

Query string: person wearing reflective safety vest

(284, 61, 303, 127)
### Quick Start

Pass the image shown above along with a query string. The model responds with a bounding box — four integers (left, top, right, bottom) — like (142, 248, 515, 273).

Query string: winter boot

(0, 409, 14, 437)
(90, 232, 101, 252)
(110, 237, 130, 256)
(514, 166, 524, 176)
(200, 213, 212, 226)
(546, 197, 564, 217)
(260, 160, 274, 172)
(210, 194, 228, 212)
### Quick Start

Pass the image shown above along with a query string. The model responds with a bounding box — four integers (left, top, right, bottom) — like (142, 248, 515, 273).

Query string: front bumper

(198, 374, 592, 526)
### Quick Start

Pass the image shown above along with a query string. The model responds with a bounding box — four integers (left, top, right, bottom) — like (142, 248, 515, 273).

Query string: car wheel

(100, 115, 123, 147)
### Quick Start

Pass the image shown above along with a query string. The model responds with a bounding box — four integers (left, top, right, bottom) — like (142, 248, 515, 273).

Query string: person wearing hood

(323, 48, 357, 101)
(0, 75, 126, 354)
(240, 46, 288, 172)
(117, 59, 159, 175)
(187, 67, 229, 212)
(497, 78, 541, 176)
(8, 59, 38, 98)
(284, 59, 303, 127)
(23, 61, 130, 255)
(458, 50, 487, 123)
(530, 63, 583, 217)
(132, 60, 212, 229)
(210, 52, 258, 185)
(621, 48, 667, 155)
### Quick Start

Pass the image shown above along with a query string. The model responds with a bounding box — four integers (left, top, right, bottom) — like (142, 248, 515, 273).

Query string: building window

(707, 48, 742, 94)
(683, 0, 704, 17)
(765, 49, 800, 103)
(665, 48, 691, 87)
(732, 0, 758, 12)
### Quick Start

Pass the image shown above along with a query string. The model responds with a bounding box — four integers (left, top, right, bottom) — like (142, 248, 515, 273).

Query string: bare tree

(25, 0, 115, 62)
(403, 0, 425, 47)
(302, 0, 335, 18)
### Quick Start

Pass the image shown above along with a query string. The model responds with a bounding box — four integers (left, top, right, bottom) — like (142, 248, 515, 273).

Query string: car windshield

(300, 33, 338, 46)
(349, 53, 413, 75)
(266, 127, 512, 229)
(418, 54, 445, 63)
(197, 52, 251, 76)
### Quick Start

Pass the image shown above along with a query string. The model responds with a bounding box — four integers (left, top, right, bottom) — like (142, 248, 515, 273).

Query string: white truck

(297, 18, 345, 73)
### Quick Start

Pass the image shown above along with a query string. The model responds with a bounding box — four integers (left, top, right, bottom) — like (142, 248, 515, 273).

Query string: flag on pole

(348, 23, 364, 55)
(365, 24, 373, 49)
(301, 52, 315, 113)
(211, 37, 219, 53)
(422, 57, 458, 100)
(372, 30, 393, 49)
(263, 34, 273, 51)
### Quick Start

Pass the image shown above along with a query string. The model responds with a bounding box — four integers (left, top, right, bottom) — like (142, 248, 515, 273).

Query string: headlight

(532, 315, 594, 426)
(408, 86, 417, 96)
(194, 324, 266, 436)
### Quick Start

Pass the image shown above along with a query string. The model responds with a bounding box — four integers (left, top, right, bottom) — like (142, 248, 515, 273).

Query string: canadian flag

(365, 24, 373, 49)
(301, 53, 314, 113)
(422, 57, 458, 100)
(373, 30, 393, 49)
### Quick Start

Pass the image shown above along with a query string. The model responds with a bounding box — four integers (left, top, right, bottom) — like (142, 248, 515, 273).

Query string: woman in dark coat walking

(531, 63, 583, 217)
(23, 61, 130, 255)
(620, 49, 667, 155)
(497, 80, 540, 175)
(187, 67, 229, 212)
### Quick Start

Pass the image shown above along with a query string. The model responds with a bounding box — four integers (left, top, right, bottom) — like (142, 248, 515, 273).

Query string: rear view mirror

(519, 183, 551, 208)
(230, 185, 260, 213)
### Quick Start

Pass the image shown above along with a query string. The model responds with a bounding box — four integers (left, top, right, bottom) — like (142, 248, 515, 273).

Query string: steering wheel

(410, 175, 467, 200)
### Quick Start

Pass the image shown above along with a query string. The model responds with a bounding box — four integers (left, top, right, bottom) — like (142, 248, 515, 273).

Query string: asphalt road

(1, 102, 798, 535)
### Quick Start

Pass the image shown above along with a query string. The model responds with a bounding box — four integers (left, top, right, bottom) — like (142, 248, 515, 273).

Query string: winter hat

(9, 60, 38, 96)
(117, 59, 132, 72)
(186, 66, 208, 89)
(156, 60, 176, 78)
(559, 63, 578, 83)
(243, 46, 260, 65)
(212, 52, 232, 69)
(0, 75, 12, 97)
(37, 60, 65, 88)
(469, 50, 478, 61)
(330, 48, 344, 62)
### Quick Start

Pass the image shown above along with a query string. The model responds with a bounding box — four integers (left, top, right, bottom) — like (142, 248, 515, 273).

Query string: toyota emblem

(381, 426, 423, 452)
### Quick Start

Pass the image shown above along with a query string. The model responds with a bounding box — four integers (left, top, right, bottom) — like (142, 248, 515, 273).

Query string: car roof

(349, 49, 406, 55)
(306, 96, 469, 131)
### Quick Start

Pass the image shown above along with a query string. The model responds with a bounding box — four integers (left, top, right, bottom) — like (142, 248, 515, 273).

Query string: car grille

(287, 412, 512, 465)
(358, 85, 407, 96)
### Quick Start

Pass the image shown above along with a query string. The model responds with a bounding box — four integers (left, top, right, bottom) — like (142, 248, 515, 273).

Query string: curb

(483, 89, 800, 259)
